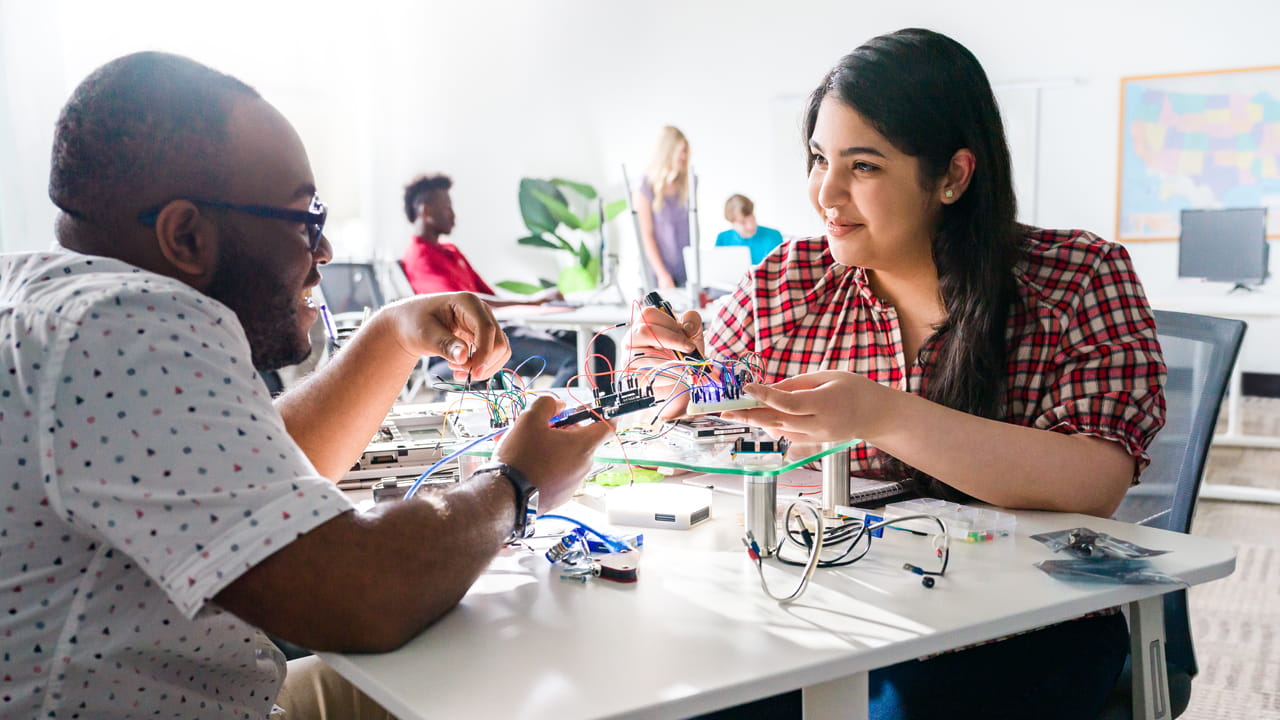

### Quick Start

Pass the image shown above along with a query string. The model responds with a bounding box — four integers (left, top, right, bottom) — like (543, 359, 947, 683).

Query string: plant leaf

(531, 189, 582, 230)
(496, 280, 544, 295)
(538, 278, 557, 289)
(547, 233, 576, 253)
(550, 178, 597, 200)
(517, 234, 561, 249)
(603, 198, 628, 222)
(579, 209, 601, 232)
(518, 178, 566, 233)
(575, 240, 593, 268)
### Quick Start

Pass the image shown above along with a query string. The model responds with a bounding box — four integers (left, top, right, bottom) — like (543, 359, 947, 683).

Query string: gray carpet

(1182, 396, 1280, 720)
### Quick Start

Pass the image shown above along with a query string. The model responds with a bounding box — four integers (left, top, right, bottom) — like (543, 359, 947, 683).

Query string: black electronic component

(731, 437, 791, 456)
(550, 377, 657, 427)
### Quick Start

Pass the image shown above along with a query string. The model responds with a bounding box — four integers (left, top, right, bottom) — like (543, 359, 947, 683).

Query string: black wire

(775, 514, 950, 573)
(776, 517, 872, 568)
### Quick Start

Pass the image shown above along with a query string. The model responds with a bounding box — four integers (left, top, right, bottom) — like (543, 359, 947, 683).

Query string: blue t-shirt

(715, 226, 785, 264)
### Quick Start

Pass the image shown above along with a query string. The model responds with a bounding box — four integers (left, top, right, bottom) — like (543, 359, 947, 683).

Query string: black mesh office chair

(1101, 310, 1246, 719)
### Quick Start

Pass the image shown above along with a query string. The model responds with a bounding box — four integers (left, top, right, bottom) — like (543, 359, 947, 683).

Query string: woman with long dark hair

(627, 28, 1166, 718)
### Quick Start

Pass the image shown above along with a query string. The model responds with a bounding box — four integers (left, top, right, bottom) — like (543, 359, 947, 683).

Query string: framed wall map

(1116, 65, 1280, 242)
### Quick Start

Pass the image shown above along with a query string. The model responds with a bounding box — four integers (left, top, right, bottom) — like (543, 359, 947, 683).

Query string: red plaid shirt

(709, 228, 1167, 482)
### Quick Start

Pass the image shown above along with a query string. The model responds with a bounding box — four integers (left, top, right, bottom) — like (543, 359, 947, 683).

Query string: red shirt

(709, 228, 1167, 481)
(401, 236, 495, 295)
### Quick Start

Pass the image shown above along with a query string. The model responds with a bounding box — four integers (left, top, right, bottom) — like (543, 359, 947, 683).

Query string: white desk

(1149, 291, 1280, 504)
(322, 481, 1234, 720)
(496, 305, 633, 388)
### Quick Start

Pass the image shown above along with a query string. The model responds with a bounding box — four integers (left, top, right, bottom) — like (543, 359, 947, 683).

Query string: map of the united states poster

(1118, 66, 1280, 241)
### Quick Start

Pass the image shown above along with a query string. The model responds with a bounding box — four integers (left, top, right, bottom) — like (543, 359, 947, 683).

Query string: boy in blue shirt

(715, 194, 785, 264)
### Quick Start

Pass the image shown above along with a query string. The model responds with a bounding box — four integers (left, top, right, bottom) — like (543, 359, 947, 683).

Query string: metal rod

(745, 475, 778, 557)
(821, 446, 851, 519)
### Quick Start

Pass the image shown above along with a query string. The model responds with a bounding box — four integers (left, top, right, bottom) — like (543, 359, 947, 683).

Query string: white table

(496, 305, 633, 388)
(322, 481, 1235, 720)
(1149, 291, 1280, 504)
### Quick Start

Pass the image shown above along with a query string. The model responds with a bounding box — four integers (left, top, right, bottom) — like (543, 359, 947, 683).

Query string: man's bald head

(49, 52, 260, 236)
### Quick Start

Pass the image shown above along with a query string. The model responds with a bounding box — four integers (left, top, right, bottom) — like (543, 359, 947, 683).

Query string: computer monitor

(318, 262, 385, 314)
(1178, 207, 1269, 290)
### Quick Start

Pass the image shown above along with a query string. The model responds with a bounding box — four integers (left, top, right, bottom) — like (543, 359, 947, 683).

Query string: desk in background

(495, 305, 633, 389)
(322, 479, 1234, 720)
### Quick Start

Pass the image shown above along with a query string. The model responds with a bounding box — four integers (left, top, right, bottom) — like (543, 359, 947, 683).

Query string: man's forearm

(277, 310, 419, 480)
(216, 471, 518, 653)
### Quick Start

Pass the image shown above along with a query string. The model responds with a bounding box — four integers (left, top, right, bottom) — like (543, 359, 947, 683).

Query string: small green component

(592, 467, 665, 486)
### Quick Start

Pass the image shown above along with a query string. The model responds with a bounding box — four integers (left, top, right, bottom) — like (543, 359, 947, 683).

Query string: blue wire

(509, 355, 549, 383)
(536, 513, 634, 552)
(403, 427, 507, 501)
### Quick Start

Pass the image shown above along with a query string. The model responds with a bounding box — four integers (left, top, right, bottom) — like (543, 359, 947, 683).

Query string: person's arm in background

(633, 188, 675, 289)
(468, 287, 563, 309)
(216, 396, 613, 653)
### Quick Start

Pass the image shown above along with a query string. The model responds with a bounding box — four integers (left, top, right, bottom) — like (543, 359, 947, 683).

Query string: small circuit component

(686, 386, 764, 415)
(730, 437, 791, 460)
(686, 367, 763, 415)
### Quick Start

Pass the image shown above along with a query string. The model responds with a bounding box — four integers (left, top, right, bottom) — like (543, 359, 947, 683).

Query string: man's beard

(205, 225, 313, 371)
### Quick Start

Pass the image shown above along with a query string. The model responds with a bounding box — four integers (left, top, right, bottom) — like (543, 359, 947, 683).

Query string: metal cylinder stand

(744, 474, 778, 557)
(821, 446, 851, 519)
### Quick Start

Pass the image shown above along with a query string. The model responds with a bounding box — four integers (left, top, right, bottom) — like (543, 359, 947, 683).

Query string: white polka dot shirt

(0, 251, 355, 718)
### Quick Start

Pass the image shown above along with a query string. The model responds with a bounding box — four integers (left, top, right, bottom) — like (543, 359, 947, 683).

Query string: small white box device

(606, 484, 713, 530)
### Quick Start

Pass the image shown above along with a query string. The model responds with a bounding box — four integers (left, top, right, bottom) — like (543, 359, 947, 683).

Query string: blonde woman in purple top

(633, 125, 692, 288)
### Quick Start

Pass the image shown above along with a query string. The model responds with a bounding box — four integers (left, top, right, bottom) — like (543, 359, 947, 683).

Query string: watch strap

(475, 462, 535, 540)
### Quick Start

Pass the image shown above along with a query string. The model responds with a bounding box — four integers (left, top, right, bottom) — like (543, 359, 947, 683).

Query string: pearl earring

(944, 189, 955, 199)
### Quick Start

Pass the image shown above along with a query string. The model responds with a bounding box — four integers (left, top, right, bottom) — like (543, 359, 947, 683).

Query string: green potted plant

(497, 177, 627, 295)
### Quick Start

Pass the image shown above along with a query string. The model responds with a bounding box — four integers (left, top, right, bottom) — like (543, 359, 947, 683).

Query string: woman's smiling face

(807, 96, 944, 275)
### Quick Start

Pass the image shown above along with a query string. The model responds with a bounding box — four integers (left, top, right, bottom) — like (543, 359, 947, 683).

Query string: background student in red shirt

(401, 173, 613, 390)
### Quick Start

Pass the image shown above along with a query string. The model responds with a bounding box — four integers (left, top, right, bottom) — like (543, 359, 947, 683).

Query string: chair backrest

(1113, 309, 1245, 682)
(1115, 310, 1246, 531)
(318, 262, 386, 315)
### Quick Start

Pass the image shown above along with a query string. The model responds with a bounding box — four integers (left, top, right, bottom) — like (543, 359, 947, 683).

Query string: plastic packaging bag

(1034, 558, 1187, 585)
(1030, 527, 1168, 559)
(1031, 527, 1183, 585)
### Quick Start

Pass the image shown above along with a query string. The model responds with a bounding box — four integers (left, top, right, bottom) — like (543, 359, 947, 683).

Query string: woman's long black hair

(803, 28, 1024, 500)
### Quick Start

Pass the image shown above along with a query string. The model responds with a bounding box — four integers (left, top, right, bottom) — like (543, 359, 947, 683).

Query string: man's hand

(721, 370, 888, 444)
(383, 292, 510, 381)
(493, 396, 613, 511)
(621, 305, 705, 418)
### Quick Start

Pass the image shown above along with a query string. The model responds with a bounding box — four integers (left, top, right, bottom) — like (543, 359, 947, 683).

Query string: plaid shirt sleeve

(1018, 234, 1167, 478)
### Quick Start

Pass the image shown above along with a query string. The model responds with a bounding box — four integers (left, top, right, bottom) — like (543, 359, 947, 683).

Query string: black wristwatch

(475, 462, 537, 541)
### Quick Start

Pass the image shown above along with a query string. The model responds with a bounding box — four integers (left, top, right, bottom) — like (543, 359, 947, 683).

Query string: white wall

(3, 0, 1279, 367)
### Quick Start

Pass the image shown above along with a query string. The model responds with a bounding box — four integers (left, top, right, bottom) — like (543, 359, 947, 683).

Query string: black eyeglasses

(138, 195, 328, 252)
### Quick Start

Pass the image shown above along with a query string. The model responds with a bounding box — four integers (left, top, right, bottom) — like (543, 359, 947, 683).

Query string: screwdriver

(642, 291, 705, 362)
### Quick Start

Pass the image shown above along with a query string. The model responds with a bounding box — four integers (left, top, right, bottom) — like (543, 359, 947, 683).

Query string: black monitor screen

(1178, 208, 1269, 285)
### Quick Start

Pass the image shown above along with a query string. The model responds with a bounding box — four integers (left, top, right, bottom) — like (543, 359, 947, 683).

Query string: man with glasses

(0, 52, 611, 718)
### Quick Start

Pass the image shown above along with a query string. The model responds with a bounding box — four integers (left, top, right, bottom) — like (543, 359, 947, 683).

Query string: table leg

(1205, 357, 1280, 451)
(1200, 361, 1280, 503)
(1128, 596, 1170, 720)
(803, 671, 868, 720)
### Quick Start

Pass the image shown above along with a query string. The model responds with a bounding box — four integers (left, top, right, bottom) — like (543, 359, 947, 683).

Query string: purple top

(640, 175, 690, 286)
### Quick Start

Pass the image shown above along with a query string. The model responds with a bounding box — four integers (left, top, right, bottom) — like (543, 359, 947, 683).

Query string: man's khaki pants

(275, 655, 399, 719)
